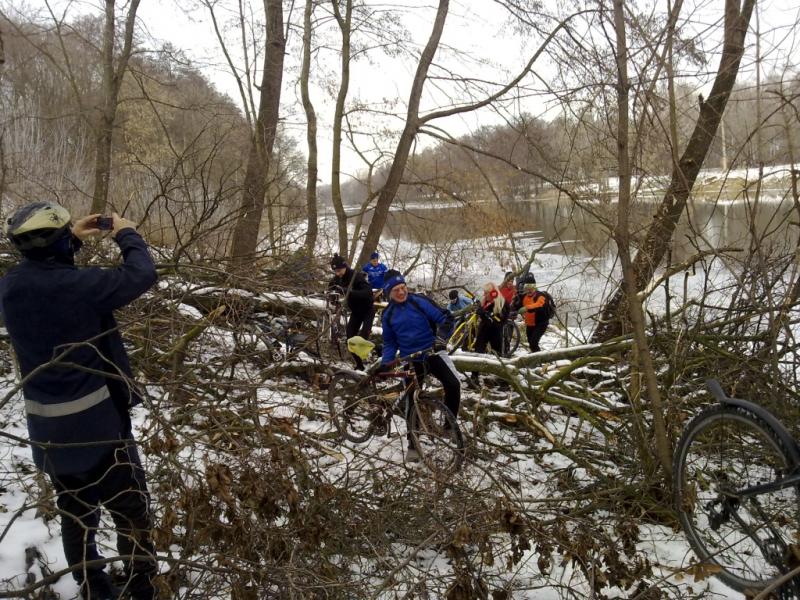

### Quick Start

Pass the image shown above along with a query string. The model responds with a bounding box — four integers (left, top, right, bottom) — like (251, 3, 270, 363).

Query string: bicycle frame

(449, 312, 480, 352)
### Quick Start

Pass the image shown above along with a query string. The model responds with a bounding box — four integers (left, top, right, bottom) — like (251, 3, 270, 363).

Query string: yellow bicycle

(447, 305, 521, 357)
(447, 306, 480, 354)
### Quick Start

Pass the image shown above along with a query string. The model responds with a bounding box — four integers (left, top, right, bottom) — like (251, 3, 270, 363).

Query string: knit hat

(448, 289, 459, 301)
(330, 254, 347, 270)
(383, 269, 405, 297)
(370, 251, 380, 260)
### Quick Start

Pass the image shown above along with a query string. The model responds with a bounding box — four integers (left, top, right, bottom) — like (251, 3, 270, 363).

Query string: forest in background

(2, 1, 800, 598)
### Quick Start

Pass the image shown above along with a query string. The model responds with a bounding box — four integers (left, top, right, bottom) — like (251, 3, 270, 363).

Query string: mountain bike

(673, 379, 800, 598)
(327, 350, 465, 476)
(448, 306, 519, 358)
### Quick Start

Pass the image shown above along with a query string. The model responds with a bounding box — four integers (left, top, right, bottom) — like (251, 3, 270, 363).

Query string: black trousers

(51, 442, 157, 599)
(407, 352, 461, 444)
(526, 322, 548, 352)
(475, 320, 504, 355)
(346, 304, 376, 369)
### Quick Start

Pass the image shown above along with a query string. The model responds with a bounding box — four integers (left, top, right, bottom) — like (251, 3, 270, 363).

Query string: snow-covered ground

(1, 193, 787, 598)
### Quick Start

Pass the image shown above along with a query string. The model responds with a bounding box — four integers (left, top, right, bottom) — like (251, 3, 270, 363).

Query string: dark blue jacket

(381, 294, 451, 364)
(362, 262, 388, 288)
(0, 229, 157, 475)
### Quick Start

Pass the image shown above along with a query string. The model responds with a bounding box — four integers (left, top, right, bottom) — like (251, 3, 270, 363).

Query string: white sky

(17, 0, 800, 183)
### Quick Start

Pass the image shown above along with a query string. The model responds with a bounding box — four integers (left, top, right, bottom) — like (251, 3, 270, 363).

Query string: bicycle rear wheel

(673, 404, 800, 593)
(409, 394, 464, 476)
(502, 321, 520, 357)
(327, 371, 379, 443)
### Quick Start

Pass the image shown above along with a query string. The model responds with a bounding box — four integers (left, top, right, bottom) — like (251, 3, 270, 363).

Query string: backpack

(539, 290, 556, 321)
(385, 294, 454, 339)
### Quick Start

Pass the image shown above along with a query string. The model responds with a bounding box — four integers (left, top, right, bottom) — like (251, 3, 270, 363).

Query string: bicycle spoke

(409, 396, 464, 476)
(327, 372, 377, 443)
(675, 406, 800, 592)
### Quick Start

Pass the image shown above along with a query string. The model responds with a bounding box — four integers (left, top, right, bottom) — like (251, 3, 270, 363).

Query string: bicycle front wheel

(327, 371, 379, 443)
(502, 321, 520, 357)
(409, 395, 464, 476)
(673, 404, 800, 593)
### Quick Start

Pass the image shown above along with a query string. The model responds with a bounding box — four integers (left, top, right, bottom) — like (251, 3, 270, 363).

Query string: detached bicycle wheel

(409, 395, 464, 476)
(502, 321, 520, 357)
(673, 404, 800, 593)
(327, 371, 378, 443)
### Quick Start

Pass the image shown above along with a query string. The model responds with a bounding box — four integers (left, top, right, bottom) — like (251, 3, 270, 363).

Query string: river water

(376, 195, 799, 338)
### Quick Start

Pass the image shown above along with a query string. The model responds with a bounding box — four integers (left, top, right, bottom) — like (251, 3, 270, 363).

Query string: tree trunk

(330, 0, 353, 259)
(593, 0, 756, 342)
(301, 0, 318, 254)
(229, 0, 285, 267)
(89, 0, 141, 214)
(612, 0, 672, 477)
(355, 0, 449, 267)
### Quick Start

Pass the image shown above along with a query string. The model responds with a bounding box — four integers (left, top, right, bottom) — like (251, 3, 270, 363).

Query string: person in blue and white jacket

(380, 270, 460, 461)
(362, 251, 388, 290)
(0, 202, 160, 600)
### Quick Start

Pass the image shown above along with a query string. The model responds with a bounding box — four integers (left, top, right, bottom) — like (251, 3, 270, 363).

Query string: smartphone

(96, 216, 114, 230)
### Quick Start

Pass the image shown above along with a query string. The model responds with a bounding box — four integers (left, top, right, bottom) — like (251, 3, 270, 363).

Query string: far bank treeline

(2, 5, 798, 272)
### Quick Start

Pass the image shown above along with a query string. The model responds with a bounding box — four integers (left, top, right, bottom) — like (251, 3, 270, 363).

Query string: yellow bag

(347, 335, 375, 360)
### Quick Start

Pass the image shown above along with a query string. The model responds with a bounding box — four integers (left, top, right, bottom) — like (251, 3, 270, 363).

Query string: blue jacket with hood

(0, 228, 157, 476)
(381, 294, 452, 364)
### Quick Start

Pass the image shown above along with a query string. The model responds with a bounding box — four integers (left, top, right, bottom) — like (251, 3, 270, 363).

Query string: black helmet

(5, 201, 72, 251)
(521, 272, 536, 285)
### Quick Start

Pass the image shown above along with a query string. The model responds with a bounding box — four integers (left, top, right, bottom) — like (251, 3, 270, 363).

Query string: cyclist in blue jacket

(380, 270, 460, 461)
(0, 202, 160, 600)
(447, 289, 471, 313)
(362, 251, 388, 290)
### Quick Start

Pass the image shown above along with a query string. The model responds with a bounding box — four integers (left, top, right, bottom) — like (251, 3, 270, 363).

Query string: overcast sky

(24, 0, 800, 184)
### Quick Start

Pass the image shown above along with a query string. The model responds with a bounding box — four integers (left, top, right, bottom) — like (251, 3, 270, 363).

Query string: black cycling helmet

(5, 201, 72, 251)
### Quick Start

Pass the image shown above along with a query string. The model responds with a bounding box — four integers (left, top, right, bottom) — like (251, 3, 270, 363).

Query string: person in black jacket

(0, 202, 160, 600)
(328, 254, 377, 369)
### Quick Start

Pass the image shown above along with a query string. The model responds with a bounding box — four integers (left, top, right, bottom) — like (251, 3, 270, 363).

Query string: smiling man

(380, 270, 459, 461)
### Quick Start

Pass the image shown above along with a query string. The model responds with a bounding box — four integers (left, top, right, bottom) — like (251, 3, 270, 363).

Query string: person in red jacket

(516, 280, 550, 352)
(499, 272, 516, 306)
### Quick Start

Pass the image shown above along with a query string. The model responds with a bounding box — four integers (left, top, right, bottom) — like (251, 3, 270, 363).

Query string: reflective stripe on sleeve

(24, 385, 111, 418)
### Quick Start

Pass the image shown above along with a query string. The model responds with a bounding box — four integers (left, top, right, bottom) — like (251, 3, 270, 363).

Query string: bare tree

(89, 0, 141, 214)
(593, 0, 757, 342)
(329, 0, 353, 259)
(300, 0, 319, 254)
(611, 0, 671, 476)
(229, 0, 286, 267)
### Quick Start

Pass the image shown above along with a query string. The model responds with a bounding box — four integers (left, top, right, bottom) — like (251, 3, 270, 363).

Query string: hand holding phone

(96, 216, 114, 230)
